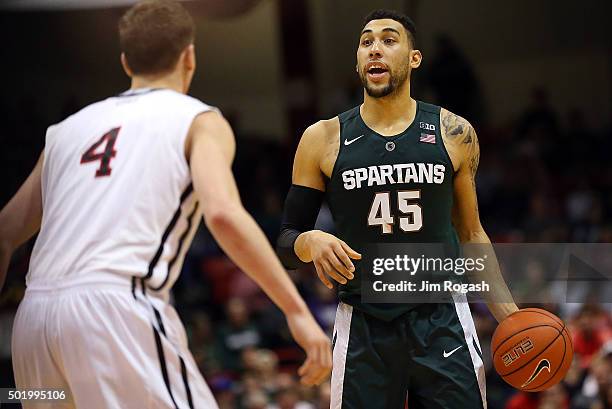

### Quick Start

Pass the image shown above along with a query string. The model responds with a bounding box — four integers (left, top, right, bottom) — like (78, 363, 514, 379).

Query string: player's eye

(361, 38, 372, 46)
(384, 38, 396, 45)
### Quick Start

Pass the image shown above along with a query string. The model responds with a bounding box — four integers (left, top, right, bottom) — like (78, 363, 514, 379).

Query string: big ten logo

(502, 338, 534, 367)
(419, 122, 436, 131)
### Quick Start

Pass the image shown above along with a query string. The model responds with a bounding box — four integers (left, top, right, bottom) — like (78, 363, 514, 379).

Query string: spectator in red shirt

(571, 304, 612, 368)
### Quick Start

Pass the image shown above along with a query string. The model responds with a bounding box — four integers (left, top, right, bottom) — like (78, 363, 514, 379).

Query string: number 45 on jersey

(368, 190, 423, 234)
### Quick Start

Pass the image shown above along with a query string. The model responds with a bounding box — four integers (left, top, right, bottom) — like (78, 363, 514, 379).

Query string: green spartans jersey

(326, 101, 459, 321)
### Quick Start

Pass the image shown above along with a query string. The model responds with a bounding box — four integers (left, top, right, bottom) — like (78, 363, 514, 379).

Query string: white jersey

(28, 88, 215, 293)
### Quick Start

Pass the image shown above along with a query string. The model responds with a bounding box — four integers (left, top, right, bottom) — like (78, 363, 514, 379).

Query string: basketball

(491, 308, 573, 392)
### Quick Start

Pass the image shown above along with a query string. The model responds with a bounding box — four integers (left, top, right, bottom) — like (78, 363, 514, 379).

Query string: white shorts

(12, 279, 218, 409)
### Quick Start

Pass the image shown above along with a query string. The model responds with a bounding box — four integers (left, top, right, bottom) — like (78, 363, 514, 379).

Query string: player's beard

(360, 64, 410, 98)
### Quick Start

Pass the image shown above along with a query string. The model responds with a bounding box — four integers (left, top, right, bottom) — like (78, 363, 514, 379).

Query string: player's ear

(409, 49, 422, 69)
(181, 44, 196, 94)
(183, 44, 196, 72)
(120, 53, 134, 78)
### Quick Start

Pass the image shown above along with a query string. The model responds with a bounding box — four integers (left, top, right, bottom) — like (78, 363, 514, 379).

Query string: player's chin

(366, 81, 388, 92)
(365, 83, 392, 98)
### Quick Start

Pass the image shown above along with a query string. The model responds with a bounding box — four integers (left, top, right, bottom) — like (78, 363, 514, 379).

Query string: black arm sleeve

(276, 184, 325, 269)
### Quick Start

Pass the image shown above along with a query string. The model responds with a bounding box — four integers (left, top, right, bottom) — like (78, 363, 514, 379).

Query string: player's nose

(369, 40, 383, 58)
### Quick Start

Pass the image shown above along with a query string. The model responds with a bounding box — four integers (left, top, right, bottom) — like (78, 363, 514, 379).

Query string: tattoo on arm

(441, 111, 465, 137)
(467, 127, 479, 178)
(467, 126, 480, 215)
(442, 110, 481, 216)
(463, 126, 475, 144)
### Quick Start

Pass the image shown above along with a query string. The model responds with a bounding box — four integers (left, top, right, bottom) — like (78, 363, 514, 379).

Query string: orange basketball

(491, 308, 573, 392)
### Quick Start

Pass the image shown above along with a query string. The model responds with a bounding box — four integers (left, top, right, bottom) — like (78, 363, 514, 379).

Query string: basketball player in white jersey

(0, 1, 331, 407)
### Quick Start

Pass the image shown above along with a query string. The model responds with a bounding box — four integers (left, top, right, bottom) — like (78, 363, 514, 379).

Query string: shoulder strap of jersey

(417, 100, 442, 116)
(338, 105, 361, 125)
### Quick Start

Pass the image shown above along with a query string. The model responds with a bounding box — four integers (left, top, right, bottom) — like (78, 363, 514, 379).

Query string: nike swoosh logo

(344, 135, 364, 146)
(521, 359, 551, 388)
(443, 345, 462, 358)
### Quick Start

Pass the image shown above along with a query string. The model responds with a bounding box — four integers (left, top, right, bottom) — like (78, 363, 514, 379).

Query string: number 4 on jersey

(368, 190, 423, 234)
(80, 127, 120, 177)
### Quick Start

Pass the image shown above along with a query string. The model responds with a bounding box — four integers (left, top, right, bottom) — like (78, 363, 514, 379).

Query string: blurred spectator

(571, 349, 612, 409)
(571, 305, 612, 369)
(505, 390, 541, 409)
(426, 34, 485, 124)
(267, 386, 315, 409)
(564, 356, 587, 400)
(517, 87, 560, 142)
(504, 384, 569, 409)
(306, 280, 337, 334)
(539, 383, 570, 409)
(562, 109, 595, 165)
(244, 390, 269, 409)
(188, 312, 222, 376)
(316, 382, 331, 409)
(522, 193, 559, 241)
(217, 298, 262, 373)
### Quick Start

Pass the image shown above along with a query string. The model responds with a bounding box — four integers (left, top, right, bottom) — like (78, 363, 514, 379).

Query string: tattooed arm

(441, 109, 518, 322)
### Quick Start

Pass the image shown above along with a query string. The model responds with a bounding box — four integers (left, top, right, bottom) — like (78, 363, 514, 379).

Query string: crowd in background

(1, 38, 612, 409)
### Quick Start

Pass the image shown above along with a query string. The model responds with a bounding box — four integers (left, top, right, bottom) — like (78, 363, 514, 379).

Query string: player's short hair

(119, 0, 195, 75)
(363, 9, 417, 48)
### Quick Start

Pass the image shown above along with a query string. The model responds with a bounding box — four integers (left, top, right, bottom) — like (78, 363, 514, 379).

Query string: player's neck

(361, 82, 416, 130)
(130, 71, 185, 94)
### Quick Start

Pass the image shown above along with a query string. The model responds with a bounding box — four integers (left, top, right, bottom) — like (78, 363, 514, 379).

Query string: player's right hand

(286, 310, 332, 386)
(297, 230, 361, 288)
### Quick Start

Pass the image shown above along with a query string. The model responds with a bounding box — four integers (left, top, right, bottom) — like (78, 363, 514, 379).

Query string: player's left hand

(296, 230, 361, 289)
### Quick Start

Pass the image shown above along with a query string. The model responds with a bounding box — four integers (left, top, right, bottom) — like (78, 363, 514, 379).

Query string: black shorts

(330, 295, 486, 409)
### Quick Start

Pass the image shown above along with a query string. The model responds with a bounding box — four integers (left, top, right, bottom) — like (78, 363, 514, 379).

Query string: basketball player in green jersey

(277, 9, 519, 409)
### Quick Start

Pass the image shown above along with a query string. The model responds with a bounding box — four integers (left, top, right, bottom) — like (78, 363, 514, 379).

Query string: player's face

(356, 19, 420, 98)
